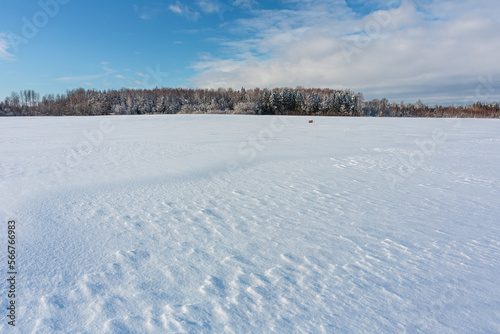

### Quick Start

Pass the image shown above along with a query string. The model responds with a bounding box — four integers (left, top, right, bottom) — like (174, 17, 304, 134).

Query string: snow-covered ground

(1, 115, 499, 333)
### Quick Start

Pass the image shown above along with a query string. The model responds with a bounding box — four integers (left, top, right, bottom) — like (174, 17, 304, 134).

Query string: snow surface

(1, 115, 499, 333)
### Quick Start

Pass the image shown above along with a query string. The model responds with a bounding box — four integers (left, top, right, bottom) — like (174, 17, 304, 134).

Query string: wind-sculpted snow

(0, 115, 499, 333)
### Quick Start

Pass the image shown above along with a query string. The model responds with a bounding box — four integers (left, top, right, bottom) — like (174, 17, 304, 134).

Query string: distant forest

(1, 87, 499, 118)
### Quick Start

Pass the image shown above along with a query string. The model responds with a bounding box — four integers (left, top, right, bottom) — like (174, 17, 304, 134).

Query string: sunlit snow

(1, 115, 499, 333)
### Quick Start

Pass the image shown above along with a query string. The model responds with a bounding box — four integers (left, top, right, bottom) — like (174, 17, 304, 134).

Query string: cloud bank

(191, 0, 500, 104)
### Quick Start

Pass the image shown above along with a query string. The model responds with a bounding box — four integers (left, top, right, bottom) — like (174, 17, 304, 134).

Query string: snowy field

(1, 115, 499, 333)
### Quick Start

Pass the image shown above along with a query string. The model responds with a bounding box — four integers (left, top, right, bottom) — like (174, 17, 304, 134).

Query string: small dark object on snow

(308, 120, 313, 123)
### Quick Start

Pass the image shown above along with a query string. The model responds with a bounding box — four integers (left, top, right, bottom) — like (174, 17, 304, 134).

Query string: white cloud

(169, 1, 201, 21)
(196, 0, 256, 18)
(198, 1, 220, 14)
(135, 3, 200, 20)
(0, 34, 16, 62)
(168, 3, 183, 15)
(191, 0, 500, 104)
(57, 66, 117, 82)
(134, 5, 164, 20)
(232, 0, 258, 9)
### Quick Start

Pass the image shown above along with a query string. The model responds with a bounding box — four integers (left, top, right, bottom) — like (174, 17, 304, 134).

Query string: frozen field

(1, 115, 499, 333)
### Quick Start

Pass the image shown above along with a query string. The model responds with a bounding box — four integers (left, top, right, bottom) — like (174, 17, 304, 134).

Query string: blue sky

(1, 0, 499, 104)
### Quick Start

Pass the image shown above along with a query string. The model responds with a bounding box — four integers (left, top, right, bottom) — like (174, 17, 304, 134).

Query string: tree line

(362, 98, 500, 118)
(0, 87, 498, 118)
